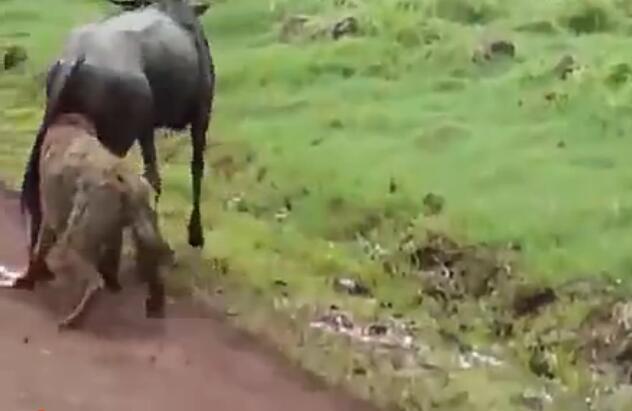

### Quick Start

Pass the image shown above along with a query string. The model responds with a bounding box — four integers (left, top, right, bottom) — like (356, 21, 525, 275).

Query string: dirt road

(0, 185, 378, 411)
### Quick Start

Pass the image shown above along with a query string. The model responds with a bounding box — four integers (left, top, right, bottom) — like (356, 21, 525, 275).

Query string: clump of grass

(558, 0, 619, 34)
(425, 0, 504, 25)
(613, 0, 632, 16)
(605, 62, 632, 88)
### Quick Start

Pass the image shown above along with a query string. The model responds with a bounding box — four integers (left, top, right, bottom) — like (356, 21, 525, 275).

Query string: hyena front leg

(14, 221, 56, 290)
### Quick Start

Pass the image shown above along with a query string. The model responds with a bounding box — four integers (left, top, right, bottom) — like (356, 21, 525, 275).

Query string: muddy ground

(3, 179, 632, 410)
(0, 184, 379, 411)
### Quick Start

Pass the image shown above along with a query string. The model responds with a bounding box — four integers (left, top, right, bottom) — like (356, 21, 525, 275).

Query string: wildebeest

(17, 103, 172, 329)
(20, 0, 215, 261)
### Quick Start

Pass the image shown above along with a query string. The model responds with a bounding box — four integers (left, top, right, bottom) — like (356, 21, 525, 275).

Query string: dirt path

(0, 185, 378, 411)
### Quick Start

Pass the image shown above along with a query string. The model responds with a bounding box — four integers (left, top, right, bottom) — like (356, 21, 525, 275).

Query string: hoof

(104, 278, 122, 293)
(145, 297, 165, 319)
(38, 265, 55, 281)
(188, 208, 205, 248)
(12, 277, 35, 290)
(20, 259, 55, 287)
(187, 229, 204, 249)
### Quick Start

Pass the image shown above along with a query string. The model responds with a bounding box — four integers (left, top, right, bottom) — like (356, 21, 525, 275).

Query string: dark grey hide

(21, 0, 215, 256)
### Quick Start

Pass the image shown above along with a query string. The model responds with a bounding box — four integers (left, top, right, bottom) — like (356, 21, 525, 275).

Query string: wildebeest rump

(20, 0, 215, 257)
(110, 0, 211, 15)
(18, 111, 172, 329)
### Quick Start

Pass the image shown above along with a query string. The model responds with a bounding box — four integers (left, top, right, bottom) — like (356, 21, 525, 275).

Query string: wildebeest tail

(20, 55, 86, 252)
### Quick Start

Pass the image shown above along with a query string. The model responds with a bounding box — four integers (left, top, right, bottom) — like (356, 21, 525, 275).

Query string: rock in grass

(333, 277, 372, 297)
(312, 311, 355, 331)
(528, 344, 556, 379)
(488, 40, 515, 57)
(552, 54, 579, 80)
(279, 15, 311, 42)
(607, 62, 632, 87)
(512, 284, 557, 317)
(331, 16, 358, 40)
(3, 45, 28, 70)
(511, 388, 554, 411)
(422, 192, 444, 216)
(279, 14, 359, 43)
(472, 38, 515, 63)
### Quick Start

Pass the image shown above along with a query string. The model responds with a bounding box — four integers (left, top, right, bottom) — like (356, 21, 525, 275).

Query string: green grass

(6, 0, 632, 286)
(4, 0, 632, 408)
(196, 0, 632, 285)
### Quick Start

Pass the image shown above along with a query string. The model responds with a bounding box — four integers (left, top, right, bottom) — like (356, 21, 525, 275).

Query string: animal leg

(14, 222, 56, 290)
(130, 207, 167, 318)
(188, 109, 209, 248)
(49, 185, 104, 329)
(138, 129, 161, 205)
(57, 273, 103, 330)
(97, 229, 123, 292)
(45, 240, 103, 330)
(139, 256, 165, 319)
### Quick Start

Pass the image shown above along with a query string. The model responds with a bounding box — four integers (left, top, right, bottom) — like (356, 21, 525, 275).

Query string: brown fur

(18, 113, 172, 329)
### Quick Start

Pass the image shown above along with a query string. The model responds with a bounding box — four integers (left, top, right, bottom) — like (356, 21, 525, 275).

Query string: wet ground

(0, 184, 378, 411)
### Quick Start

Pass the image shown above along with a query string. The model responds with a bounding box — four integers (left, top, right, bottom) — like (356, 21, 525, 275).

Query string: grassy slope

(3, 0, 632, 409)
(199, 0, 632, 290)
(0, 0, 104, 175)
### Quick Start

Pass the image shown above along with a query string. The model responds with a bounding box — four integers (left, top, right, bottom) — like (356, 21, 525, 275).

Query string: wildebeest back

(57, 7, 201, 142)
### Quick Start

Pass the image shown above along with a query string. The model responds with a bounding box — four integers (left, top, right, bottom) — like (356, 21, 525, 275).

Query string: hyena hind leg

(57, 275, 104, 330)
(46, 244, 105, 331)
(97, 229, 123, 293)
(14, 222, 57, 290)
